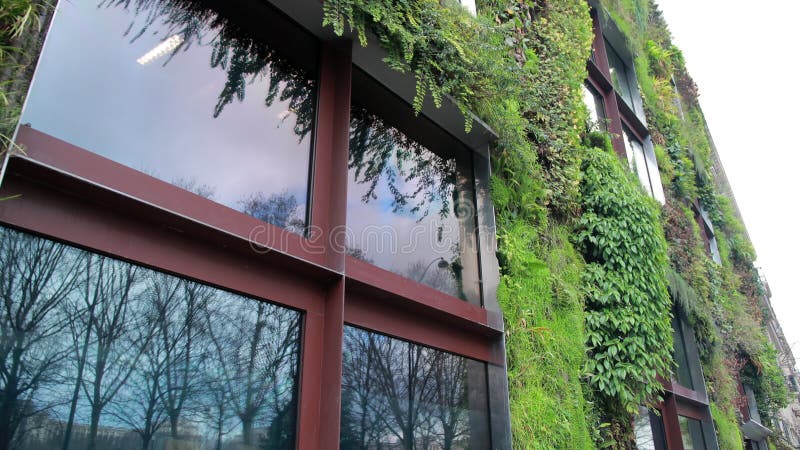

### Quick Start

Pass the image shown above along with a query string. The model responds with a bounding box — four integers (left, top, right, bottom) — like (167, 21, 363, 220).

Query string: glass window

(679, 416, 709, 450)
(20, 0, 318, 234)
(340, 326, 490, 450)
(582, 83, 606, 131)
(604, 39, 636, 110)
(672, 316, 695, 389)
(622, 129, 655, 196)
(0, 226, 301, 450)
(346, 72, 481, 304)
(633, 406, 667, 450)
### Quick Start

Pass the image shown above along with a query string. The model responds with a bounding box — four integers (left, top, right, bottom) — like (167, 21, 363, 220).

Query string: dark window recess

(340, 326, 490, 450)
(0, 226, 301, 450)
(346, 70, 481, 304)
(20, 0, 318, 234)
(679, 416, 709, 450)
(672, 316, 695, 389)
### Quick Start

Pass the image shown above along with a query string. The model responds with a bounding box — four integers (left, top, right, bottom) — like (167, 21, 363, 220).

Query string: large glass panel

(20, 0, 317, 234)
(0, 226, 301, 450)
(673, 316, 695, 389)
(605, 40, 635, 109)
(346, 93, 481, 304)
(582, 83, 606, 131)
(679, 416, 708, 450)
(622, 129, 655, 198)
(340, 326, 490, 449)
(633, 406, 655, 450)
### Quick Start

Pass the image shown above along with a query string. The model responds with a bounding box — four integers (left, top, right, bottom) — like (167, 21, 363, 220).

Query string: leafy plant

(576, 144, 673, 424)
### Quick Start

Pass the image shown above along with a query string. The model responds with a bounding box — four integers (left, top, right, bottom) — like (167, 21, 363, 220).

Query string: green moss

(711, 403, 744, 450)
(498, 224, 593, 449)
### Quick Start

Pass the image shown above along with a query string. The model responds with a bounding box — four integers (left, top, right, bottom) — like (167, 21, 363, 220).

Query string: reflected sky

(346, 105, 480, 302)
(20, 0, 315, 231)
(0, 226, 300, 450)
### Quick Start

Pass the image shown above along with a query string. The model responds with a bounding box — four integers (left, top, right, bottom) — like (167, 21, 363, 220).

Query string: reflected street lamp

(417, 257, 450, 282)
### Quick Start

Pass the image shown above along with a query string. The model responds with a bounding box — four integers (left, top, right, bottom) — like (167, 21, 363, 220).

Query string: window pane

(673, 316, 695, 389)
(605, 41, 634, 108)
(679, 416, 708, 450)
(20, 0, 317, 233)
(346, 103, 481, 304)
(582, 83, 606, 131)
(634, 406, 655, 450)
(340, 326, 490, 449)
(0, 226, 301, 450)
(622, 130, 654, 197)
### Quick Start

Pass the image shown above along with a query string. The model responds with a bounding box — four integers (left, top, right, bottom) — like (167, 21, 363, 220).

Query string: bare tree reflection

(76, 258, 150, 450)
(241, 190, 305, 233)
(340, 327, 474, 450)
(0, 227, 302, 450)
(205, 298, 300, 447)
(0, 229, 83, 450)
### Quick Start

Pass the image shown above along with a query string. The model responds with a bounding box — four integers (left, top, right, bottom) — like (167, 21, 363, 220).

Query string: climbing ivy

(576, 141, 673, 429)
(601, 0, 790, 441)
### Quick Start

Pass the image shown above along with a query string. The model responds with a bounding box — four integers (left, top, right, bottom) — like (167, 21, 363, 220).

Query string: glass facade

(0, 226, 302, 450)
(633, 406, 667, 450)
(21, 0, 317, 233)
(4, 1, 508, 447)
(340, 326, 490, 449)
(346, 100, 481, 304)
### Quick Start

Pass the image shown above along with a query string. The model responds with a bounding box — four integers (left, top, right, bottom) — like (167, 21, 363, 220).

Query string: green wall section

(2, 0, 791, 448)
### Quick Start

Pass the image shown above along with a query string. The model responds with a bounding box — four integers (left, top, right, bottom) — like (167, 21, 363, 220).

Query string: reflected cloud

(21, 0, 317, 234)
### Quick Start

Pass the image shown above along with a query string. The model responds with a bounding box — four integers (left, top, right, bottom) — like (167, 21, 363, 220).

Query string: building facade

(0, 0, 792, 449)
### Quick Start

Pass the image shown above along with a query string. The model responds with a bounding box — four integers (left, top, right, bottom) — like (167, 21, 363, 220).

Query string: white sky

(656, 0, 800, 370)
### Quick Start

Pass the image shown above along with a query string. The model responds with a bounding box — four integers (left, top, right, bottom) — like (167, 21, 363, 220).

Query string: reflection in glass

(346, 105, 480, 303)
(582, 83, 606, 131)
(672, 316, 695, 389)
(0, 226, 301, 450)
(20, 0, 317, 233)
(340, 326, 489, 450)
(679, 416, 708, 450)
(605, 40, 636, 110)
(622, 129, 655, 197)
(633, 406, 665, 450)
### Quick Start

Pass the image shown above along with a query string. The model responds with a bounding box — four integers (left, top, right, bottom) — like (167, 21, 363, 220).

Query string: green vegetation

(711, 402, 744, 450)
(577, 140, 672, 443)
(0, 0, 50, 148)
(2, 0, 789, 448)
(600, 0, 789, 442)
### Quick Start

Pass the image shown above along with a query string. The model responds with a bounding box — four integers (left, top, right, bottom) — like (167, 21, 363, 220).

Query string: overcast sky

(656, 0, 800, 369)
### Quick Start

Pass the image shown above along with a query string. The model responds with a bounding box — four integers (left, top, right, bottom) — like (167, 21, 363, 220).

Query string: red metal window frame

(1, 30, 503, 450)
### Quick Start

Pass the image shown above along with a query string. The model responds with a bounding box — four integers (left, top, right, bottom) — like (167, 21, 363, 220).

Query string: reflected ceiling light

(136, 34, 183, 65)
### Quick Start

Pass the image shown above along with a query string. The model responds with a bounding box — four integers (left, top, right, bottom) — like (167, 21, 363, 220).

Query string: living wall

(1, 0, 789, 448)
(599, 0, 788, 446)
